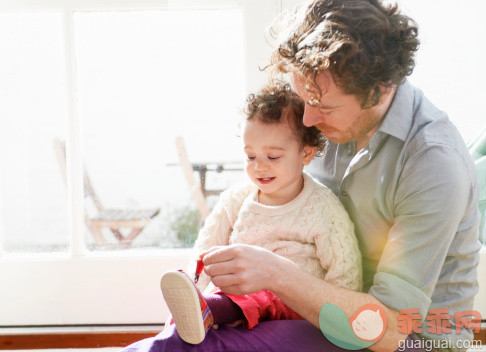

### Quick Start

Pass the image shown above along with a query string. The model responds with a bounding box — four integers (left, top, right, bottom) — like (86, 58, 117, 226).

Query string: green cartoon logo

(319, 303, 387, 350)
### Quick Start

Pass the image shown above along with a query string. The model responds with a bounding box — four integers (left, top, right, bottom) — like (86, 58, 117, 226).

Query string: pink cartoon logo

(350, 304, 388, 342)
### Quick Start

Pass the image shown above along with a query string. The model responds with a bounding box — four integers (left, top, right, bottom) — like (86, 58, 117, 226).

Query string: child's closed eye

(268, 156, 281, 160)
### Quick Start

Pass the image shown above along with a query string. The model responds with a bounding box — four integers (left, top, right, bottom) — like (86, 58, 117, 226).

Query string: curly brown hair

(244, 82, 327, 154)
(268, 0, 420, 107)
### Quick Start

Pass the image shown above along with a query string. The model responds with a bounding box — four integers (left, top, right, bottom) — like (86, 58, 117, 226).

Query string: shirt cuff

(368, 272, 431, 320)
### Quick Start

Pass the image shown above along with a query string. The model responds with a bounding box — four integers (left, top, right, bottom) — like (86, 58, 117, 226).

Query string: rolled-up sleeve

(368, 143, 474, 319)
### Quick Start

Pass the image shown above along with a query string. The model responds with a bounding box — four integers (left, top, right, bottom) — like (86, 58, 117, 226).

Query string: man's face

(289, 71, 383, 147)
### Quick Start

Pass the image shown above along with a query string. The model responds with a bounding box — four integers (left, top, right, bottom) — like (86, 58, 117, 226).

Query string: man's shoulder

(387, 81, 464, 152)
(398, 93, 478, 189)
(404, 87, 468, 158)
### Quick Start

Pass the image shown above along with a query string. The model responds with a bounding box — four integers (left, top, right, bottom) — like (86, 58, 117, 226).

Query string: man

(123, 1, 480, 351)
(203, 0, 480, 350)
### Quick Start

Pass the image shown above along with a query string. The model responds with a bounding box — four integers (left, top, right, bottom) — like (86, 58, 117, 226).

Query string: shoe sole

(160, 271, 205, 344)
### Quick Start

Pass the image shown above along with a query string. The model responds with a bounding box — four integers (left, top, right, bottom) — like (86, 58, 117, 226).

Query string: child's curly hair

(244, 82, 327, 155)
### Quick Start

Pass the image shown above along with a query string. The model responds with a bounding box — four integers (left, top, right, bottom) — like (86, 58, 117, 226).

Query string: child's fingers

(226, 320, 243, 327)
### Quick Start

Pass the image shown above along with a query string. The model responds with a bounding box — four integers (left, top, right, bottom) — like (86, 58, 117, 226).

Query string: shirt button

(346, 145, 354, 156)
(341, 190, 348, 197)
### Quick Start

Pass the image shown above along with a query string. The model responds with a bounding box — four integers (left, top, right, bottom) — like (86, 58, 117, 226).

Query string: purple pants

(121, 320, 431, 352)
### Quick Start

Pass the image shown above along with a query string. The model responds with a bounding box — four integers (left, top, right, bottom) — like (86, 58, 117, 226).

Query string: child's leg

(224, 290, 303, 329)
(204, 292, 244, 325)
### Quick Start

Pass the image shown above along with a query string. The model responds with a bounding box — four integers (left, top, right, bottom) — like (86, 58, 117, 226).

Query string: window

(0, 12, 69, 253)
(75, 9, 246, 250)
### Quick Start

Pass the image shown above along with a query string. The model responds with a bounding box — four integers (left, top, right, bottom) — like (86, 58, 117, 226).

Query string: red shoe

(160, 270, 214, 344)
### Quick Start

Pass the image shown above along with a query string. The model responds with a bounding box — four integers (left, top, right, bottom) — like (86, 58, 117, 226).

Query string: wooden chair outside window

(174, 137, 244, 223)
(53, 138, 160, 246)
(175, 136, 211, 221)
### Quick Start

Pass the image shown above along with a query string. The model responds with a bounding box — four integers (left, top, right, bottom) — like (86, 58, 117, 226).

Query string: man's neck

(355, 87, 397, 153)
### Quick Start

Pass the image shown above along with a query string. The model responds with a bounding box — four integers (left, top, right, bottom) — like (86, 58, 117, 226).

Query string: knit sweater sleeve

(187, 184, 251, 291)
(313, 188, 363, 292)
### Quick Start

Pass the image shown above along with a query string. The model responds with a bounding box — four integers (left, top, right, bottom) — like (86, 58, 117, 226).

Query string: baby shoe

(160, 270, 214, 344)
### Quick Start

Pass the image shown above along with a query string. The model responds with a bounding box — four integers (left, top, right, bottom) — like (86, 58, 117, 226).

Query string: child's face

(243, 115, 316, 205)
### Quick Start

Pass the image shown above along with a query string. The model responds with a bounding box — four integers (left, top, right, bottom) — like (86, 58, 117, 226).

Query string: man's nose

(303, 106, 323, 127)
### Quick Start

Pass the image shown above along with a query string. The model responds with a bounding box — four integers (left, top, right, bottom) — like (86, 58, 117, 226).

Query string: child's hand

(212, 320, 243, 330)
(226, 320, 243, 328)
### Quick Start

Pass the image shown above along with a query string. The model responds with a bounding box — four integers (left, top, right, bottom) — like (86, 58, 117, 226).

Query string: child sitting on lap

(160, 82, 362, 345)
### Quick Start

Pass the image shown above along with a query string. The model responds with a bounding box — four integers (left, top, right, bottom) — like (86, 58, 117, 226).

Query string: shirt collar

(377, 80, 415, 142)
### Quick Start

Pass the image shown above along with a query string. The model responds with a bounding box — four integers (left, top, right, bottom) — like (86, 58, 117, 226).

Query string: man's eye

(319, 108, 333, 115)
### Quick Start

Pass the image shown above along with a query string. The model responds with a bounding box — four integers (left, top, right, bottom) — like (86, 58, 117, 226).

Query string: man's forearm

(269, 256, 409, 352)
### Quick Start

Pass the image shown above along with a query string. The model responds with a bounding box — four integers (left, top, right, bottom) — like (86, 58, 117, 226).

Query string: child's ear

(302, 146, 317, 165)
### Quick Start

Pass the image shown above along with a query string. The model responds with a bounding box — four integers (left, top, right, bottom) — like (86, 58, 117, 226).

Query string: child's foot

(160, 270, 214, 344)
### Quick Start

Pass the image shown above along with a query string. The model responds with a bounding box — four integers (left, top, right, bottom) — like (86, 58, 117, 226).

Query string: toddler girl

(160, 82, 362, 344)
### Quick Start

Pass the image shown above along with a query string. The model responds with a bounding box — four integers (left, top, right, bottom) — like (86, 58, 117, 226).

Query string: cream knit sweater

(189, 172, 362, 292)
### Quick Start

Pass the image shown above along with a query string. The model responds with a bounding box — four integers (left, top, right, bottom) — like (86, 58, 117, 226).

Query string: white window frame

(0, 0, 280, 325)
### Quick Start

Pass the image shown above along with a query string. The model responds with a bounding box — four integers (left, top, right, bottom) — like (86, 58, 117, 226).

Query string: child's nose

(254, 160, 269, 172)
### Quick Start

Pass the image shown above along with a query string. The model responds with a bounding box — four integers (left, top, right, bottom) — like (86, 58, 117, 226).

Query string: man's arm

(201, 244, 407, 352)
(269, 253, 407, 352)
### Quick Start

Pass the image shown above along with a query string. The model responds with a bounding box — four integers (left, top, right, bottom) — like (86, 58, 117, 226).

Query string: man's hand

(199, 244, 285, 295)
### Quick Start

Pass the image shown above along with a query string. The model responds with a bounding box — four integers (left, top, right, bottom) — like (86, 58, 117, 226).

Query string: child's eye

(246, 156, 255, 160)
(268, 156, 280, 160)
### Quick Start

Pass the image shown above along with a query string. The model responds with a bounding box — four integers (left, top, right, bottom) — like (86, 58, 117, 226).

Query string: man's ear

(302, 146, 317, 165)
(379, 84, 395, 105)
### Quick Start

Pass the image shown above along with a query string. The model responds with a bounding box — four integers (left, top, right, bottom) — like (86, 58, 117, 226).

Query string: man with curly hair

(264, 1, 480, 351)
(123, 1, 480, 351)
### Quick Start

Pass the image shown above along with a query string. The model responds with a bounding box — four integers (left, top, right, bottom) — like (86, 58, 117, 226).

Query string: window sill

(0, 325, 162, 349)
